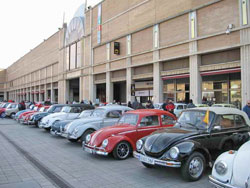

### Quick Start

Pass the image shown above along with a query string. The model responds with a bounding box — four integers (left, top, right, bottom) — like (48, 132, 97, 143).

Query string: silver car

(62, 105, 132, 143)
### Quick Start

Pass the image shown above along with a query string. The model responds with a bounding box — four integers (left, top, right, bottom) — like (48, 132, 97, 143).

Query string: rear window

(117, 114, 139, 126)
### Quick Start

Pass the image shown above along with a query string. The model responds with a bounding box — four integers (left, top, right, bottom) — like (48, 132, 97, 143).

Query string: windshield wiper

(185, 122, 199, 130)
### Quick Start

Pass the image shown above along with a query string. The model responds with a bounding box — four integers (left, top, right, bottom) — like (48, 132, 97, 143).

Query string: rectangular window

(140, 115, 159, 127)
(153, 25, 159, 48)
(127, 35, 131, 55)
(190, 11, 196, 39)
(76, 41, 82, 68)
(66, 47, 70, 70)
(70, 43, 76, 70)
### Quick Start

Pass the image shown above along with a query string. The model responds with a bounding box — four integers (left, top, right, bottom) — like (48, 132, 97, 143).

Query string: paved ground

(0, 119, 213, 188)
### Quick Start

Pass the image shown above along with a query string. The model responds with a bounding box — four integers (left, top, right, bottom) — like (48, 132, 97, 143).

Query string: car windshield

(3, 103, 9, 108)
(117, 114, 139, 126)
(6, 104, 12, 108)
(91, 109, 105, 117)
(39, 107, 45, 112)
(61, 106, 71, 113)
(176, 110, 215, 130)
(11, 104, 17, 108)
(79, 110, 93, 118)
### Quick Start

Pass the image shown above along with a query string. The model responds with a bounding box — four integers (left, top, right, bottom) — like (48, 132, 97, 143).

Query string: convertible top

(187, 107, 250, 126)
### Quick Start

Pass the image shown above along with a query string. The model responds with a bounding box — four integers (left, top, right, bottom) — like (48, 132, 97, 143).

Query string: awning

(162, 74, 189, 80)
(201, 68, 241, 76)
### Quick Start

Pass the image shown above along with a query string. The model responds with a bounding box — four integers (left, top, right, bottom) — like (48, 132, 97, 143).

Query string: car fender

(174, 141, 212, 163)
(75, 123, 99, 139)
(105, 135, 135, 153)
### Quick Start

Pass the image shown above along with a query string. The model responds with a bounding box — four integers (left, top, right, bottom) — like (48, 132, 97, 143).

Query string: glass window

(118, 114, 138, 126)
(162, 115, 175, 125)
(91, 109, 105, 117)
(70, 43, 76, 70)
(235, 115, 246, 127)
(61, 106, 71, 113)
(177, 105, 183, 110)
(70, 107, 82, 113)
(216, 115, 234, 129)
(79, 110, 93, 118)
(140, 115, 159, 127)
(107, 110, 122, 118)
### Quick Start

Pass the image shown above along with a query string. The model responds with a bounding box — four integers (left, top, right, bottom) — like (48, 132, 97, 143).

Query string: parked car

(5, 103, 20, 118)
(24, 106, 50, 125)
(83, 109, 176, 160)
(174, 103, 187, 117)
(14, 104, 35, 121)
(194, 104, 209, 107)
(39, 104, 94, 130)
(50, 110, 94, 136)
(133, 107, 250, 181)
(62, 105, 132, 143)
(153, 103, 163, 110)
(19, 106, 40, 124)
(209, 140, 250, 188)
(29, 104, 66, 126)
(212, 103, 237, 108)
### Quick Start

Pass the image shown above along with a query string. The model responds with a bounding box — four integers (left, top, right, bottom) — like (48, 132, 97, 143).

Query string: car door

(136, 115, 161, 140)
(102, 110, 122, 128)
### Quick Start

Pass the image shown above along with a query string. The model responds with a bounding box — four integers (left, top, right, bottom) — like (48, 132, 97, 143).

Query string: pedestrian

(66, 101, 69, 104)
(128, 101, 132, 108)
(187, 99, 196, 108)
(146, 100, 154, 109)
(243, 100, 250, 119)
(162, 99, 169, 111)
(132, 98, 139, 109)
(166, 100, 175, 116)
(89, 100, 93, 106)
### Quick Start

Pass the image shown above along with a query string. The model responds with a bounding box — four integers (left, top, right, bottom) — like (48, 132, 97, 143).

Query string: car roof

(126, 109, 173, 116)
(174, 103, 186, 105)
(187, 107, 250, 125)
(97, 105, 132, 110)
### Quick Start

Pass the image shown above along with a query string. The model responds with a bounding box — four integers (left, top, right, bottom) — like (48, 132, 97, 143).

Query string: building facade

(2, 0, 250, 108)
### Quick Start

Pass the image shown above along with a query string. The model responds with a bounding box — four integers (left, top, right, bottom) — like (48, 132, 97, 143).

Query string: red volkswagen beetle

(83, 109, 177, 160)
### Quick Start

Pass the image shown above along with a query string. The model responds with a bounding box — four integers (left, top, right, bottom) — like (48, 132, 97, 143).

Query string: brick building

(2, 0, 250, 108)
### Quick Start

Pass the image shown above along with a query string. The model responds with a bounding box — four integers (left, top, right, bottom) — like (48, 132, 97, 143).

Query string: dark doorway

(69, 78, 80, 102)
(96, 84, 106, 103)
(113, 82, 126, 103)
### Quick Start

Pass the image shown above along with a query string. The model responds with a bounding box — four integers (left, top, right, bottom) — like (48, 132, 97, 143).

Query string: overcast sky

(0, 0, 101, 69)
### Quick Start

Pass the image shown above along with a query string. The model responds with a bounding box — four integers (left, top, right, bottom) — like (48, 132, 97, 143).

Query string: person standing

(132, 98, 139, 109)
(187, 99, 196, 108)
(128, 101, 132, 108)
(243, 100, 250, 119)
(166, 100, 175, 115)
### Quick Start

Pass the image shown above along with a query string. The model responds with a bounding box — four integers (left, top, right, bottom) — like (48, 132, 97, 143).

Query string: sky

(0, 0, 101, 69)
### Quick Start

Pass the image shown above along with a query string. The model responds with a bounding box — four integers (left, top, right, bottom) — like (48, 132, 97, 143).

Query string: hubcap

(189, 157, 203, 178)
(117, 143, 129, 159)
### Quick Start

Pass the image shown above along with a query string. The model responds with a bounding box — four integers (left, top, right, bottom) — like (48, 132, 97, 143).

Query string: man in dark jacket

(243, 100, 250, 119)
(187, 99, 196, 108)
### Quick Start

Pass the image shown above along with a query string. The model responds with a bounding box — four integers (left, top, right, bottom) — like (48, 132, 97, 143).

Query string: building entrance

(96, 84, 106, 103)
(113, 82, 126, 104)
(69, 78, 80, 102)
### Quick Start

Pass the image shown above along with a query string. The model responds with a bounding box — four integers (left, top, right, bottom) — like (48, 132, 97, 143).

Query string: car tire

(80, 129, 95, 142)
(113, 141, 132, 160)
(44, 127, 50, 131)
(141, 162, 154, 168)
(10, 113, 15, 119)
(181, 152, 206, 182)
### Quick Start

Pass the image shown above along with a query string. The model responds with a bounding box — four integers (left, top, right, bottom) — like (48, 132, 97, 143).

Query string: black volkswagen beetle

(134, 107, 250, 181)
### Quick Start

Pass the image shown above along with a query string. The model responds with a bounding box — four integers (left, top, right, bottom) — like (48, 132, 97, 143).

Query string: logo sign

(114, 42, 120, 55)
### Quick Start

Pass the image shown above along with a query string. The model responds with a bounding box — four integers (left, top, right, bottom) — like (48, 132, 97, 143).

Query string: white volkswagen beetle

(209, 140, 250, 188)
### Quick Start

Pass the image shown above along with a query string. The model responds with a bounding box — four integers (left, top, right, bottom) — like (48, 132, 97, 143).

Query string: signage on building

(135, 90, 153, 97)
(131, 84, 135, 96)
(97, 4, 102, 44)
(135, 81, 153, 89)
(114, 42, 120, 55)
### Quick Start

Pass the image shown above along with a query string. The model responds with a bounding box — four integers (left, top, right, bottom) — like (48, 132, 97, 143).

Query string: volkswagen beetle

(83, 109, 176, 160)
(62, 105, 132, 143)
(133, 107, 250, 181)
(209, 140, 250, 188)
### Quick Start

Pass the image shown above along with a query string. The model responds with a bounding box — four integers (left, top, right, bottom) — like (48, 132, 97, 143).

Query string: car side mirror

(213, 125, 222, 131)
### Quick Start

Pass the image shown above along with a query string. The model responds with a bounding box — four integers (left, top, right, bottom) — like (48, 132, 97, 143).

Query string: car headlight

(136, 139, 143, 151)
(215, 161, 227, 175)
(85, 134, 91, 143)
(169, 147, 179, 159)
(102, 139, 109, 148)
(73, 128, 78, 135)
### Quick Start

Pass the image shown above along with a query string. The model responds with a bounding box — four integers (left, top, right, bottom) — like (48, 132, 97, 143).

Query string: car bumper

(50, 130, 61, 136)
(83, 144, 109, 156)
(133, 151, 181, 168)
(209, 176, 238, 188)
(67, 133, 78, 140)
(61, 132, 68, 138)
(28, 120, 35, 125)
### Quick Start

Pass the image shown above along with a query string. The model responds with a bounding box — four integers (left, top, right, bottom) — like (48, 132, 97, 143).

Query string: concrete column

(106, 72, 113, 103)
(79, 77, 83, 101)
(126, 67, 135, 103)
(44, 84, 48, 101)
(39, 85, 42, 102)
(64, 80, 69, 103)
(189, 55, 202, 104)
(51, 84, 55, 103)
(240, 28, 250, 107)
(89, 74, 96, 103)
(153, 49, 163, 103)
(30, 88, 32, 102)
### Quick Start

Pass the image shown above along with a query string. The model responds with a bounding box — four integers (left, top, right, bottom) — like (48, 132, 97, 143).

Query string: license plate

(84, 147, 93, 154)
(139, 155, 155, 165)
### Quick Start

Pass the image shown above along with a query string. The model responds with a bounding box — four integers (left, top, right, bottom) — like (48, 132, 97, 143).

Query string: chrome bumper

(209, 176, 238, 188)
(83, 144, 108, 156)
(28, 120, 35, 125)
(50, 130, 61, 136)
(61, 132, 68, 138)
(133, 151, 181, 168)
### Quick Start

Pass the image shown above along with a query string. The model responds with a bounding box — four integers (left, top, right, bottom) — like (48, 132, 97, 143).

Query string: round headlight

(85, 134, 91, 143)
(102, 139, 109, 148)
(215, 161, 227, 175)
(169, 147, 179, 159)
(136, 140, 143, 151)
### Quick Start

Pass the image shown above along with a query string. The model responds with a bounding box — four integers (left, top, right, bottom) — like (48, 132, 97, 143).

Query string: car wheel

(10, 113, 15, 119)
(141, 162, 154, 168)
(44, 127, 50, 131)
(113, 141, 131, 160)
(80, 129, 95, 142)
(181, 152, 206, 181)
